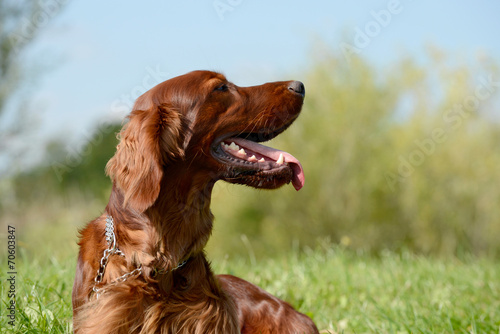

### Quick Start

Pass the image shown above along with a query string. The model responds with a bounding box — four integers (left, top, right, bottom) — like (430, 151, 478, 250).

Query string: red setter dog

(72, 70, 318, 334)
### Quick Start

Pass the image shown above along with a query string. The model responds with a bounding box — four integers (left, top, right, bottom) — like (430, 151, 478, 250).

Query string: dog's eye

(214, 84, 228, 92)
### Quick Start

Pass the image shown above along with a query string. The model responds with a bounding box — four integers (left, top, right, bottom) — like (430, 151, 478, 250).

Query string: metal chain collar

(92, 215, 142, 299)
(151, 258, 188, 277)
(91, 215, 190, 299)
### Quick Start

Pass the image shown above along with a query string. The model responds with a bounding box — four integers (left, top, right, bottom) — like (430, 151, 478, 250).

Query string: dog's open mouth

(213, 133, 305, 191)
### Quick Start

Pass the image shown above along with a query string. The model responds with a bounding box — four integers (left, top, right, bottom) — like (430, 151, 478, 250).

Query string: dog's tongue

(229, 138, 305, 191)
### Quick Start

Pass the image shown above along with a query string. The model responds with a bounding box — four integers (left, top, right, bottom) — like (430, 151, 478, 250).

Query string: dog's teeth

(258, 158, 265, 163)
(228, 142, 240, 151)
(248, 155, 258, 162)
(238, 148, 246, 156)
(276, 153, 284, 165)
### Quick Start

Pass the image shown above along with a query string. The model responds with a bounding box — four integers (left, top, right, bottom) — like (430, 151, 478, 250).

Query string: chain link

(151, 258, 188, 276)
(93, 265, 143, 298)
(91, 215, 190, 299)
(92, 216, 141, 299)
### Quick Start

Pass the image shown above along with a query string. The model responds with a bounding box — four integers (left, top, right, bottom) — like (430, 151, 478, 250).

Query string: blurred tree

(51, 122, 121, 198)
(209, 48, 500, 259)
(11, 122, 121, 205)
(0, 0, 67, 175)
(2, 34, 499, 259)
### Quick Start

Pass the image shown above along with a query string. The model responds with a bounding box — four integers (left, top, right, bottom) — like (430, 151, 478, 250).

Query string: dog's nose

(288, 81, 305, 97)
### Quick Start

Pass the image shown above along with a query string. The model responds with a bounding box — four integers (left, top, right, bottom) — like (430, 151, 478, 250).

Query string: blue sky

(4, 0, 500, 168)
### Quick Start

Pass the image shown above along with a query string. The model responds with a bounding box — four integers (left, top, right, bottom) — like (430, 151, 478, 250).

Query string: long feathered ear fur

(106, 104, 184, 212)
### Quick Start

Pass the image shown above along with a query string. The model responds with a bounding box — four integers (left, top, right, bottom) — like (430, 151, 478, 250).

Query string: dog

(72, 70, 318, 333)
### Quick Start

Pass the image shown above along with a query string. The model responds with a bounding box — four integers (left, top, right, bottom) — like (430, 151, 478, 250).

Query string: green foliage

(9, 123, 120, 203)
(46, 123, 122, 198)
(1, 123, 119, 247)
(2, 48, 500, 260)
(208, 49, 500, 258)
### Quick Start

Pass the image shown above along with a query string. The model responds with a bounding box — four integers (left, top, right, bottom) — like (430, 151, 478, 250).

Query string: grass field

(1, 241, 499, 334)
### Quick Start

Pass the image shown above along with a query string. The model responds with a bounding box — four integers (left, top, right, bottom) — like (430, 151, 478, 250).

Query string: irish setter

(72, 70, 318, 334)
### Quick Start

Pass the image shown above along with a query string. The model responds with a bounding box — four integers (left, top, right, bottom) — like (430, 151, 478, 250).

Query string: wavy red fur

(72, 70, 318, 333)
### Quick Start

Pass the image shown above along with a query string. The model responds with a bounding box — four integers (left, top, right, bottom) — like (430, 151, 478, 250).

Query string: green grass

(1, 242, 499, 333)
(1, 250, 74, 333)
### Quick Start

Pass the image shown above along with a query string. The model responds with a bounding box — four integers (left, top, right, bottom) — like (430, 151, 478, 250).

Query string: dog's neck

(106, 171, 216, 269)
(153, 171, 216, 257)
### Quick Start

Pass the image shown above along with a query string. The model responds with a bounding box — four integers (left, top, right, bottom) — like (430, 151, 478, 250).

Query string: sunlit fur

(72, 71, 317, 333)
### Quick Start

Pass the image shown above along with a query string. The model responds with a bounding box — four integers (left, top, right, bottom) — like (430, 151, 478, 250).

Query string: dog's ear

(106, 104, 184, 212)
